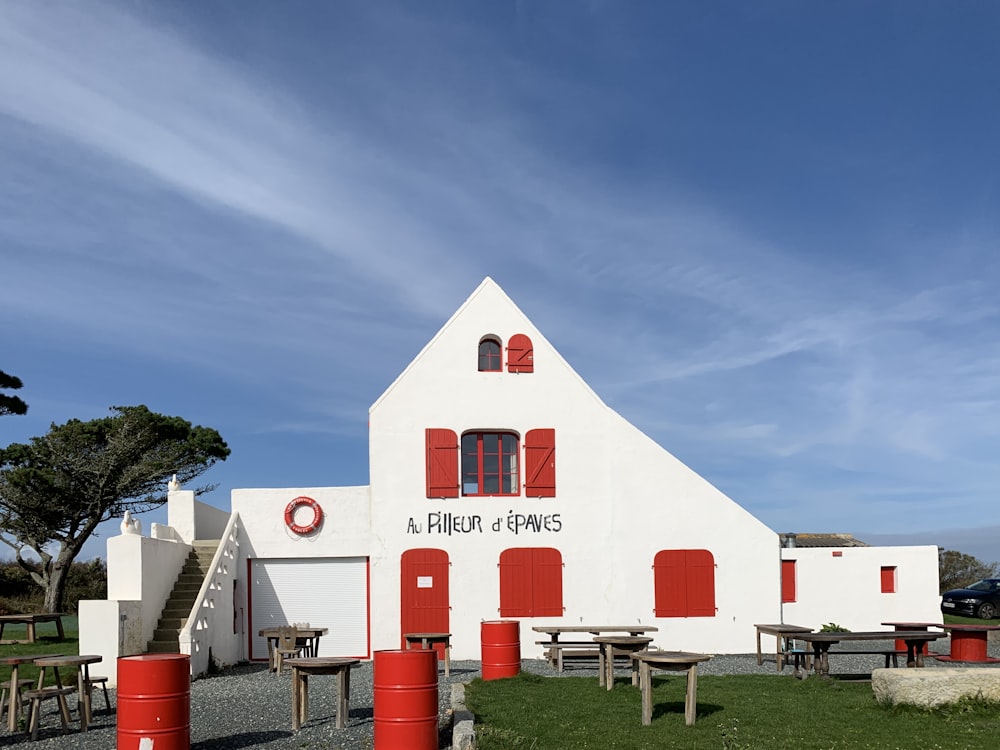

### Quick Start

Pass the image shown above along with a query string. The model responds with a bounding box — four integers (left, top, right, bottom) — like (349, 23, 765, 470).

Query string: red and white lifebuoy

(284, 496, 323, 535)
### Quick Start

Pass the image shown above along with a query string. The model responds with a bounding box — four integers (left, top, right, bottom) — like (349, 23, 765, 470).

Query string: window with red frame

(462, 432, 519, 495)
(499, 547, 563, 617)
(478, 337, 502, 372)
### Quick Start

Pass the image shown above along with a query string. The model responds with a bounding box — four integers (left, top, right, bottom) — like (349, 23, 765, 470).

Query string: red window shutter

(532, 548, 564, 616)
(880, 566, 896, 593)
(425, 428, 458, 498)
(499, 548, 533, 617)
(781, 560, 797, 603)
(654, 549, 716, 617)
(653, 550, 687, 617)
(685, 549, 716, 617)
(524, 429, 556, 497)
(506, 333, 534, 373)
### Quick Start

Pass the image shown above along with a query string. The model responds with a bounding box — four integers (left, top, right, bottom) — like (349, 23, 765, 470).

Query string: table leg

(51, 668, 72, 728)
(631, 653, 640, 687)
(78, 665, 90, 732)
(684, 665, 699, 726)
(311, 636, 320, 657)
(26, 623, 36, 644)
(291, 667, 301, 731)
(55, 617, 65, 640)
(755, 628, 763, 665)
(444, 643, 451, 679)
(301, 673, 309, 726)
(336, 666, 350, 729)
(598, 644, 606, 687)
(6, 663, 19, 733)
(605, 644, 615, 691)
(640, 661, 652, 726)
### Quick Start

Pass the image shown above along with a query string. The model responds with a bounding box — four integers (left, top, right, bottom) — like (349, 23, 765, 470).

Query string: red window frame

(461, 432, 519, 496)
(478, 337, 502, 372)
(499, 547, 563, 617)
(653, 549, 717, 618)
(781, 559, 796, 603)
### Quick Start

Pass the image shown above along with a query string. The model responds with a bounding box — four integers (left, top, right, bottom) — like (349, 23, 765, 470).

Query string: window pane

(461, 434, 479, 495)
(478, 340, 501, 371)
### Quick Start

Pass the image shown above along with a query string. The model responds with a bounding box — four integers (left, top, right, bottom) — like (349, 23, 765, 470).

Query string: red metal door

(400, 549, 450, 658)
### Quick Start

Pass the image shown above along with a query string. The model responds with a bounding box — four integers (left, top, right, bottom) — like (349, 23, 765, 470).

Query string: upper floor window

(462, 432, 519, 496)
(478, 337, 502, 372)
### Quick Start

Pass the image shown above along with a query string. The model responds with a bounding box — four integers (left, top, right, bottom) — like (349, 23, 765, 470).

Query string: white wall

(780, 545, 941, 630)
(366, 279, 779, 658)
(168, 489, 230, 543)
(78, 599, 143, 687)
(107, 532, 191, 646)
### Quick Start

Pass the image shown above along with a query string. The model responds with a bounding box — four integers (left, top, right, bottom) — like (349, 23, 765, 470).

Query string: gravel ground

(6, 636, 998, 749)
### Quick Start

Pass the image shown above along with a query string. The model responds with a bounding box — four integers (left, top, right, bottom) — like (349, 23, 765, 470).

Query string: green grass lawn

(466, 672, 1000, 750)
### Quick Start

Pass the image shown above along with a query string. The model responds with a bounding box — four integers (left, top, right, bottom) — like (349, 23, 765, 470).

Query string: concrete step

(146, 640, 180, 653)
(156, 617, 188, 630)
(154, 627, 181, 641)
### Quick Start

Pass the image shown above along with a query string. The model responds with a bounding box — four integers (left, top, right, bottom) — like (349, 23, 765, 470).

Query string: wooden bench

(537, 640, 641, 672)
(24, 686, 75, 740)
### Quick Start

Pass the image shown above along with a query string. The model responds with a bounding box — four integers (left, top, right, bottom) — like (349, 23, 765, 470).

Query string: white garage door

(250, 557, 369, 660)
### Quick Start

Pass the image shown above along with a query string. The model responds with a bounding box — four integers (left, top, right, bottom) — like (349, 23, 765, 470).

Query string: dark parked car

(940, 578, 1000, 619)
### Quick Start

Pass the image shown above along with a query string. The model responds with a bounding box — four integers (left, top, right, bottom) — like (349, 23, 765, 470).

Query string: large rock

(872, 667, 1000, 707)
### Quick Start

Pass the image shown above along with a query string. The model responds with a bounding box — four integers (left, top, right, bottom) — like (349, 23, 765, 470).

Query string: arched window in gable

(478, 336, 502, 372)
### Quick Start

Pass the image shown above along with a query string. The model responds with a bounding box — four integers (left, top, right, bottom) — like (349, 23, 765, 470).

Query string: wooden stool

(86, 675, 113, 714)
(24, 686, 75, 740)
(0, 678, 34, 724)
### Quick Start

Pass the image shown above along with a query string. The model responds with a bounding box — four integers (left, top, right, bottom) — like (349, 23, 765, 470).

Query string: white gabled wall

(780, 545, 940, 630)
(368, 278, 779, 657)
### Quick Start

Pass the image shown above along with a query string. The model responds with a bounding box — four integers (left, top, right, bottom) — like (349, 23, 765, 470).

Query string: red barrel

(481, 620, 520, 680)
(374, 649, 439, 750)
(117, 653, 191, 750)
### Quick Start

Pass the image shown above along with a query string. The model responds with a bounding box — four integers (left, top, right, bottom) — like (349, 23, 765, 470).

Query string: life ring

(284, 496, 323, 535)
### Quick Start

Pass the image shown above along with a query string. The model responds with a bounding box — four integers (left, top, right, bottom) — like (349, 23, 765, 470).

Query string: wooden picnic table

(797, 630, 945, 676)
(0, 613, 68, 643)
(286, 657, 359, 730)
(753, 623, 813, 670)
(632, 651, 712, 726)
(532, 625, 659, 671)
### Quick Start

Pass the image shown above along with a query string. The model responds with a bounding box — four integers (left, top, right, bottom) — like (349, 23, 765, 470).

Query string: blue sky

(3, 1, 1000, 563)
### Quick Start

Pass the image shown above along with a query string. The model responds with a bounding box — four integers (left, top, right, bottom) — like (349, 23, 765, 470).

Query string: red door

(401, 549, 450, 658)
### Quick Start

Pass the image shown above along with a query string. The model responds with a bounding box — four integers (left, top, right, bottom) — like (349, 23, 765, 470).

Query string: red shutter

(880, 566, 896, 593)
(532, 548, 564, 616)
(685, 549, 716, 617)
(654, 549, 716, 617)
(499, 548, 533, 616)
(425, 428, 458, 498)
(781, 560, 797, 603)
(653, 550, 687, 617)
(524, 429, 556, 497)
(506, 333, 534, 373)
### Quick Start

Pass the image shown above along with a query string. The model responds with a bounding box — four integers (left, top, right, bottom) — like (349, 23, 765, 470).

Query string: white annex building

(81, 278, 941, 684)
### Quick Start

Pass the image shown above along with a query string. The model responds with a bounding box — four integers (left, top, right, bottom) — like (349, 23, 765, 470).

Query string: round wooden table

(285, 657, 360, 730)
(592, 636, 653, 690)
(631, 651, 712, 726)
(33, 654, 104, 733)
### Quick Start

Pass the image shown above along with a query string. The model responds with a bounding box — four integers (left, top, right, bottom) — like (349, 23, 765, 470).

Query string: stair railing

(177, 511, 241, 677)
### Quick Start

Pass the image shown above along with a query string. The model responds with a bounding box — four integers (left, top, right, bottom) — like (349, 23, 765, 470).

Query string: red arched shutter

(506, 333, 534, 373)
(654, 549, 716, 617)
(524, 428, 556, 497)
(425, 428, 458, 498)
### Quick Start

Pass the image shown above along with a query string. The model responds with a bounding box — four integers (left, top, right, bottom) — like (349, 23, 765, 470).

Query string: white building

(81, 277, 940, 683)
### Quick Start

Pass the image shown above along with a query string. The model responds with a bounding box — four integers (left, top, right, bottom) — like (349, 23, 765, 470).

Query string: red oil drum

(481, 620, 520, 680)
(373, 649, 439, 750)
(117, 653, 191, 750)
